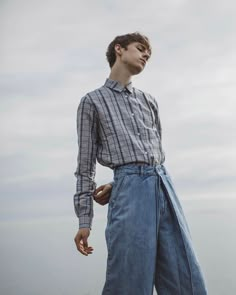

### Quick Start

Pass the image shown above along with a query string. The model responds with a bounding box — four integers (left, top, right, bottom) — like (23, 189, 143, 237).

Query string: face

(115, 42, 151, 75)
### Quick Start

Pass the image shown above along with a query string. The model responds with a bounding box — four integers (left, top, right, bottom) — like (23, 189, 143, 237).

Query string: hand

(74, 228, 94, 256)
(93, 183, 112, 206)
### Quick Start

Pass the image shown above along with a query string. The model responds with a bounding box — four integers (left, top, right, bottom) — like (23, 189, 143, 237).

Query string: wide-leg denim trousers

(102, 163, 208, 295)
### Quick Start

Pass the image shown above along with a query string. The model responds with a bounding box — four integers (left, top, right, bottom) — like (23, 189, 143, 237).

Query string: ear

(114, 44, 123, 56)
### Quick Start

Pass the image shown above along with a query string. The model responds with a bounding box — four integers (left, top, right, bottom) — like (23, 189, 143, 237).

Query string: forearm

(74, 173, 96, 230)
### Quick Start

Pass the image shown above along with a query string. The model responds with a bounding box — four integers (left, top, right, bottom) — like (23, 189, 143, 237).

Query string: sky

(0, 0, 235, 294)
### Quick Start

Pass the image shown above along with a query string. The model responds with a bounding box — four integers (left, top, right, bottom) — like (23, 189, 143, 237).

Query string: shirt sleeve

(152, 97, 162, 140)
(153, 96, 166, 162)
(73, 95, 98, 230)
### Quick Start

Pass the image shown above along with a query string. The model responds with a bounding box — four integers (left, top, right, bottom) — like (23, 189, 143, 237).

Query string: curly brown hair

(106, 32, 152, 68)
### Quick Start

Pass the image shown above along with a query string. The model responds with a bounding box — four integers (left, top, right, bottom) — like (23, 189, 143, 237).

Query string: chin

(130, 66, 144, 75)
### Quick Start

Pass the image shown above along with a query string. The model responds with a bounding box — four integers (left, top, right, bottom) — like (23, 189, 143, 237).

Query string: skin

(74, 41, 151, 256)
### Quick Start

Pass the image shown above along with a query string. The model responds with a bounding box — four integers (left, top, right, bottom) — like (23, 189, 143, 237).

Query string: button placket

(124, 90, 130, 98)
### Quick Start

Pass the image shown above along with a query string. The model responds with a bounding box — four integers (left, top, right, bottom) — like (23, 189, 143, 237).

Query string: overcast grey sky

(1, 0, 235, 294)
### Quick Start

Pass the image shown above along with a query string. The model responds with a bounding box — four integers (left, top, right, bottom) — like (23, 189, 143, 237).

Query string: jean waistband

(113, 162, 167, 178)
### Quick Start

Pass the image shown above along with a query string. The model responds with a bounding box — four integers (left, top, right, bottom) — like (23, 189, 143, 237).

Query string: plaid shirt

(74, 78, 165, 229)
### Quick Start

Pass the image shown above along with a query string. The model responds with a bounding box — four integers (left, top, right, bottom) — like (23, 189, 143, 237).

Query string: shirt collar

(104, 78, 133, 94)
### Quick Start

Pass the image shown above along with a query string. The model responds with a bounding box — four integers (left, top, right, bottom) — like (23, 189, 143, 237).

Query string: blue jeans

(102, 163, 208, 295)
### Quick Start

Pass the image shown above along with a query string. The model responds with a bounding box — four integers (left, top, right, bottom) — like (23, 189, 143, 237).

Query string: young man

(74, 32, 208, 295)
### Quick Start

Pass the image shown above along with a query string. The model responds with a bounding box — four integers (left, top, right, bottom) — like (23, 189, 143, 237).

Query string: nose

(143, 50, 150, 61)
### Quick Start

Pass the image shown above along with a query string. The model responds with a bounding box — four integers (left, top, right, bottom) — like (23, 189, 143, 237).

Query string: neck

(109, 64, 132, 87)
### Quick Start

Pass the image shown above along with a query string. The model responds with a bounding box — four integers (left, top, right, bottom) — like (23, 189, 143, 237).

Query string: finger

(94, 191, 109, 200)
(96, 199, 109, 206)
(94, 185, 105, 195)
(75, 238, 88, 256)
(94, 194, 109, 205)
(81, 244, 94, 255)
(94, 193, 106, 202)
(82, 236, 88, 249)
(94, 190, 105, 198)
(101, 193, 110, 203)
(78, 241, 89, 256)
(80, 245, 93, 254)
(86, 247, 94, 254)
(94, 185, 111, 197)
(83, 246, 93, 252)
(100, 200, 109, 206)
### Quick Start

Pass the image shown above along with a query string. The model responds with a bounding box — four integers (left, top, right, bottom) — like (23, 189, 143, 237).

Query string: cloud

(0, 0, 235, 225)
(1, 2, 236, 295)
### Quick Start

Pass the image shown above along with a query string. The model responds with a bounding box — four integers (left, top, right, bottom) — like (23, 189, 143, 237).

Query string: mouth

(140, 59, 146, 65)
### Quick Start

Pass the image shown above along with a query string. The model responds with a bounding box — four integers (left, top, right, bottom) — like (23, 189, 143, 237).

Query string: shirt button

(131, 113, 134, 116)
(137, 132, 140, 136)
(144, 152, 148, 154)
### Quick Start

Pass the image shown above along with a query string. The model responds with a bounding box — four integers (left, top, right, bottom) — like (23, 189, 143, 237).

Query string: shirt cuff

(79, 216, 93, 230)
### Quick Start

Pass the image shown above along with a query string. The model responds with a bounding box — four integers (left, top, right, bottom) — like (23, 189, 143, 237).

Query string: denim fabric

(102, 163, 208, 295)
